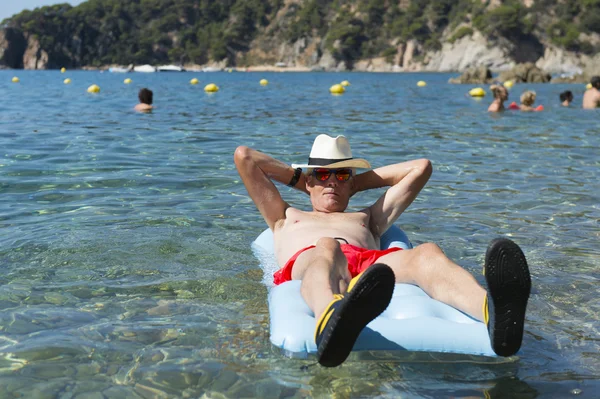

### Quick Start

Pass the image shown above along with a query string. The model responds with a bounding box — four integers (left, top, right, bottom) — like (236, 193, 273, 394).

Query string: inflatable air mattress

(252, 225, 496, 358)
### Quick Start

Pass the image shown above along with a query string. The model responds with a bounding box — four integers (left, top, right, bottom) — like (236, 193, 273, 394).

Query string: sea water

(0, 70, 598, 398)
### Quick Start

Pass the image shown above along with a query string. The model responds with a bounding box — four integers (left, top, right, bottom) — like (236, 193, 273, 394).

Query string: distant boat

(157, 65, 185, 72)
(134, 65, 157, 73)
(202, 66, 222, 72)
(108, 66, 132, 73)
(275, 62, 287, 68)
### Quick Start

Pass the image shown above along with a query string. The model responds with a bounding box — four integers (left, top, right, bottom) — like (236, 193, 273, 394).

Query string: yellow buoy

(204, 83, 219, 92)
(329, 84, 345, 94)
(190, 78, 199, 85)
(417, 80, 427, 87)
(469, 87, 486, 97)
(341, 80, 350, 87)
(87, 84, 100, 93)
(61, 67, 66, 73)
(12, 76, 19, 83)
(260, 79, 268, 86)
(124, 78, 132, 84)
(63, 78, 71, 84)
(503, 80, 514, 89)
(586, 83, 592, 90)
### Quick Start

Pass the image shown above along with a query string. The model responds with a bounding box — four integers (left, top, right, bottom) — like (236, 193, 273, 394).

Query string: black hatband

(308, 157, 353, 166)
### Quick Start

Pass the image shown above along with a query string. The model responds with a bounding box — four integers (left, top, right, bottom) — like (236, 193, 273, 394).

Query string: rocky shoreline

(4, 60, 599, 86)
(2, 27, 599, 83)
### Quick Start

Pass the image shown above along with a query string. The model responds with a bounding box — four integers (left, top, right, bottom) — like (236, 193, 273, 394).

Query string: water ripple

(0, 70, 598, 397)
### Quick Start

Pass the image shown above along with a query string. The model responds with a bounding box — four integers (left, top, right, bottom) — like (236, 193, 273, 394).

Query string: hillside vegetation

(2, 0, 600, 69)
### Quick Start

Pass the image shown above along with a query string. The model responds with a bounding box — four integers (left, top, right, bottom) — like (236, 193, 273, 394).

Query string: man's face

(306, 168, 354, 213)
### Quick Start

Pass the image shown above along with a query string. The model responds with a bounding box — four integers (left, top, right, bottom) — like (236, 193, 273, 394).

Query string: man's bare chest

(282, 208, 370, 230)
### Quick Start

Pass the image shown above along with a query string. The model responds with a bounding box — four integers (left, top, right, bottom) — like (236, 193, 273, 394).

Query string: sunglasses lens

(335, 169, 352, 181)
(314, 169, 331, 181)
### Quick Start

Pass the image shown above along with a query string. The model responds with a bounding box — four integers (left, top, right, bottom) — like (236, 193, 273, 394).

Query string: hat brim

(292, 158, 371, 169)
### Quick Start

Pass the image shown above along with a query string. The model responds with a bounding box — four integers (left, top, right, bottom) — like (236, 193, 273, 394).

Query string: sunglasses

(312, 168, 353, 182)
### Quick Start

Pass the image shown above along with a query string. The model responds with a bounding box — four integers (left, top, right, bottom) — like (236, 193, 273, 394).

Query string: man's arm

(234, 146, 308, 230)
(355, 159, 432, 237)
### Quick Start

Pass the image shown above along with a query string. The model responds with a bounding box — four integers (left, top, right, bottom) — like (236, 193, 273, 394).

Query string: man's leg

(378, 239, 531, 356)
(291, 237, 351, 319)
(378, 242, 486, 320)
(291, 238, 396, 367)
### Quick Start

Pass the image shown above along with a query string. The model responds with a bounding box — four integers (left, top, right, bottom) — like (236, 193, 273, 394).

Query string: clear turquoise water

(0, 70, 598, 398)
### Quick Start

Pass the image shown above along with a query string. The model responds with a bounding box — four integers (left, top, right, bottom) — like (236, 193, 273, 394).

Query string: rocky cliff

(1, 0, 599, 79)
(0, 28, 27, 69)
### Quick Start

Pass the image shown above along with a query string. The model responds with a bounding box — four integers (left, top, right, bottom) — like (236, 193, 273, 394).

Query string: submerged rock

(448, 66, 493, 84)
(497, 62, 551, 83)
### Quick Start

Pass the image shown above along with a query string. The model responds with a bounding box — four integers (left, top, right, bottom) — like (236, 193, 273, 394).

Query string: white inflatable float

(252, 225, 496, 358)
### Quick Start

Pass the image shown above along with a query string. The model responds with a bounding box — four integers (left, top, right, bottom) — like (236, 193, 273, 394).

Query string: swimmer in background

(519, 91, 537, 111)
(582, 76, 600, 109)
(134, 88, 154, 112)
(487, 84, 508, 112)
(559, 91, 574, 107)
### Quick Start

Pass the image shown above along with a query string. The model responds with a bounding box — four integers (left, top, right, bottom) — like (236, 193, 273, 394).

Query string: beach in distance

(0, 70, 598, 398)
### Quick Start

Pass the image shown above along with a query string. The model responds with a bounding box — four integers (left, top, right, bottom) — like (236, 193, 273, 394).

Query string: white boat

(108, 66, 132, 73)
(158, 65, 185, 72)
(134, 64, 157, 73)
(202, 66, 222, 72)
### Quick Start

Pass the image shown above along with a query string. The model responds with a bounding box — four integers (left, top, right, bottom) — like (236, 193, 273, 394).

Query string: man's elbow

(234, 146, 251, 166)
(416, 159, 433, 180)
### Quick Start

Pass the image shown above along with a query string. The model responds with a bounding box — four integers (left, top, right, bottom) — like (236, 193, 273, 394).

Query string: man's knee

(408, 243, 450, 294)
(417, 242, 444, 255)
(413, 242, 447, 267)
(313, 237, 347, 274)
(314, 237, 342, 254)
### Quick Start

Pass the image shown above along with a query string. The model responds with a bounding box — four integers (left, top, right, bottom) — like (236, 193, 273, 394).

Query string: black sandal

(484, 238, 531, 357)
(314, 263, 395, 367)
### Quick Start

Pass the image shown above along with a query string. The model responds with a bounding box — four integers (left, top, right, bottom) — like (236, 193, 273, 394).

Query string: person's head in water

(559, 90, 573, 106)
(487, 84, 508, 112)
(591, 76, 600, 90)
(520, 91, 536, 107)
(490, 85, 508, 101)
(138, 88, 153, 105)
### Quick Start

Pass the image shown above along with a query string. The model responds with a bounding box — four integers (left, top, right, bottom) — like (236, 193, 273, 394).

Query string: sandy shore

(236, 65, 312, 72)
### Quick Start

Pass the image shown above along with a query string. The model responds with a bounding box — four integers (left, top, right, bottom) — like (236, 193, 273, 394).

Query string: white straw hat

(291, 134, 371, 169)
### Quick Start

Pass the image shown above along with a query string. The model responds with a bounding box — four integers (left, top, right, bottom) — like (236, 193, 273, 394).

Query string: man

(134, 88, 154, 112)
(583, 76, 600, 109)
(234, 134, 531, 367)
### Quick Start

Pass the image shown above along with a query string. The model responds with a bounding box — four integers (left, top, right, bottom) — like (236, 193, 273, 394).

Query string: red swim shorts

(273, 244, 402, 285)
